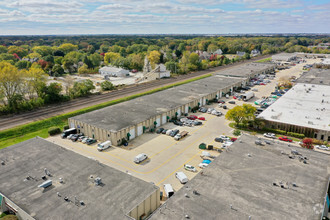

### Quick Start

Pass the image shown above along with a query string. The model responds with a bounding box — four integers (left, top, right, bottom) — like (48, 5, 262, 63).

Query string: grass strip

(0, 74, 212, 149)
(255, 57, 272, 63)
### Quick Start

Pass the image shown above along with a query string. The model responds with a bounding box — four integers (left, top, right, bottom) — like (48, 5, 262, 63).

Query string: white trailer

(242, 91, 255, 101)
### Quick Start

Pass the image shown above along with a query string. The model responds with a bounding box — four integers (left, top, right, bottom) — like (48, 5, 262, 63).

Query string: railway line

(0, 55, 271, 131)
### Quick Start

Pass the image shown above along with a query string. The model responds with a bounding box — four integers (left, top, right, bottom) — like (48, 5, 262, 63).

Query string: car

(202, 159, 212, 164)
(173, 120, 183, 126)
(198, 107, 207, 113)
(199, 163, 209, 169)
(193, 121, 202, 126)
(82, 137, 89, 143)
(228, 101, 236, 104)
(260, 83, 266, 85)
(170, 129, 180, 137)
(217, 100, 225, 104)
(214, 137, 224, 143)
(78, 136, 86, 142)
(207, 108, 214, 114)
(279, 136, 293, 142)
(231, 137, 237, 142)
(219, 135, 230, 141)
(175, 172, 189, 184)
(162, 129, 168, 134)
(223, 141, 233, 147)
(86, 138, 97, 145)
(315, 145, 330, 151)
(252, 88, 258, 92)
(166, 129, 173, 135)
(71, 134, 80, 142)
(156, 128, 164, 134)
(198, 117, 205, 121)
(263, 133, 276, 138)
(187, 115, 197, 120)
(66, 134, 74, 139)
(184, 164, 197, 172)
(223, 105, 227, 109)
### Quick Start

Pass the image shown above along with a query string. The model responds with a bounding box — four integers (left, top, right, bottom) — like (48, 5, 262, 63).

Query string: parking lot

(48, 57, 323, 197)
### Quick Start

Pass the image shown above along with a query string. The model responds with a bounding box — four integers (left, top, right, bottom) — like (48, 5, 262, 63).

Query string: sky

(0, 0, 329, 35)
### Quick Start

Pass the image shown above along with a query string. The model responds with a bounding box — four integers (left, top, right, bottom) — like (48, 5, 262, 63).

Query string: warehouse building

(99, 66, 130, 77)
(297, 68, 330, 86)
(272, 52, 297, 62)
(69, 75, 246, 146)
(215, 62, 276, 79)
(0, 137, 160, 220)
(150, 134, 330, 220)
(258, 83, 330, 141)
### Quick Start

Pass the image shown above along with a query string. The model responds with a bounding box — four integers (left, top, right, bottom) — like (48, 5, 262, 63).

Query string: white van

(134, 153, 148, 164)
(175, 171, 189, 184)
(97, 140, 111, 151)
(163, 184, 174, 198)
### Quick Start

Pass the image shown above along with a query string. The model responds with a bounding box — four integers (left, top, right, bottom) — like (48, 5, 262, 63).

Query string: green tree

(15, 60, 31, 69)
(42, 82, 64, 104)
(148, 50, 161, 69)
(0, 45, 8, 54)
(83, 56, 93, 69)
(78, 64, 90, 75)
(7, 46, 28, 58)
(225, 104, 256, 127)
(100, 80, 114, 91)
(32, 46, 53, 57)
(88, 53, 102, 68)
(188, 52, 200, 65)
(52, 64, 65, 76)
(58, 43, 78, 54)
(104, 52, 121, 65)
(70, 79, 95, 98)
(24, 67, 47, 98)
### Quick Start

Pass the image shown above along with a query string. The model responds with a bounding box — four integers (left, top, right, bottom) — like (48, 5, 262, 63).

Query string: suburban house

(236, 51, 246, 57)
(251, 49, 261, 57)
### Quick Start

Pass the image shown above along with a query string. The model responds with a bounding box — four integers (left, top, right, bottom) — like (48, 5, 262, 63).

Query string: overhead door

(129, 128, 135, 140)
(162, 115, 167, 124)
(203, 97, 206, 105)
(185, 105, 189, 113)
(137, 125, 143, 136)
(177, 109, 181, 117)
(199, 98, 203, 106)
(156, 117, 161, 127)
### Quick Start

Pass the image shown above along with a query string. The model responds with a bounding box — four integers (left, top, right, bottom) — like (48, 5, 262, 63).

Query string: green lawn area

(255, 57, 272, 63)
(0, 74, 212, 149)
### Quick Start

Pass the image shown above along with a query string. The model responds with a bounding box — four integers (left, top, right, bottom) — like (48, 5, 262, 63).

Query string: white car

(66, 134, 74, 139)
(223, 141, 233, 148)
(199, 163, 209, 169)
(166, 129, 173, 135)
(82, 137, 89, 143)
(219, 135, 230, 141)
(315, 145, 330, 151)
(184, 164, 197, 172)
(207, 108, 214, 114)
(263, 133, 276, 138)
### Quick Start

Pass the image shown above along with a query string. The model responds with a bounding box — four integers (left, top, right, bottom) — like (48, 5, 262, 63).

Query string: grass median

(255, 57, 272, 63)
(0, 73, 212, 149)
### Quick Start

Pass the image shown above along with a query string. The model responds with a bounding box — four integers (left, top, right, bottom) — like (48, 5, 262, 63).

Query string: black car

(223, 105, 227, 109)
(71, 134, 81, 142)
(228, 101, 236, 104)
(173, 120, 183, 126)
(199, 107, 207, 113)
(86, 138, 96, 145)
(194, 121, 202, 126)
(156, 128, 164, 134)
(162, 129, 168, 134)
(170, 129, 179, 137)
(214, 137, 224, 143)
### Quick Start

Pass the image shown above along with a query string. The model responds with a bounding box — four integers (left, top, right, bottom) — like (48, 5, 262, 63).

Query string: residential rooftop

(150, 134, 330, 220)
(215, 62, 276, 78)
(70, 75, 243, 131)
(257, 83, 330, 131)
(0, 137, 158, 220)
(297, 68, 330, 86)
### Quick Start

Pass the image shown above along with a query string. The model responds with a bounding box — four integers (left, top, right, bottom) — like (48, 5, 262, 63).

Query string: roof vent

(1, 161, 5, 165)
(38, 180, 52, 188)
(94, 177, 102, 186)
(185, 214, 190, 219)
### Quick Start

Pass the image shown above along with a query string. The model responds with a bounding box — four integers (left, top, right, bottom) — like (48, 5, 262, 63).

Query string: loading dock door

(156, 117, 161, 127)
(177, 109, 181, 117)
(185, 105, 189, 113)
(129, 128, 135, 140)
(162, 115, 167, 124)
(203, 97, 206, 105)
(137, 126, 143, 136)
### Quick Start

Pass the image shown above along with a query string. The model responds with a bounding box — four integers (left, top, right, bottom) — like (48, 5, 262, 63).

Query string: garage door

(70, 122, 75, 128)
(129, 128, 135, 140)
(199, 98, 203, 106)
(137, 125, 143, 136)
(162, 115, 167, 124)
(156, 117, 161, 127)
(185, 105, 189, 113)
(203, 97, 206, 105)
(177, 109, 181, 117)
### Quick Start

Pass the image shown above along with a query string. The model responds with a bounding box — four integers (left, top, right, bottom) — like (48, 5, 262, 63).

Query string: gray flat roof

(71, 75, 243, 131)
(215, 62, 276, 77)
(272, 52, 297, 61)
(150, 134, 330, 220)
(0, 137, 158, 220)
(258, 83, 330, 131)
(297, 68, 330, 86)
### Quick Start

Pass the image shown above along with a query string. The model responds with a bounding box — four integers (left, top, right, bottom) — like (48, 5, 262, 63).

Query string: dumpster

(199, 143, 206, 149)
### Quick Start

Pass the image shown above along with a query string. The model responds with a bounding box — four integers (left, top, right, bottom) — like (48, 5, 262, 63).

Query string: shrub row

(48, 127, 61, 136)
(0, 74, 212, 148)
(287, 132, 305, 139)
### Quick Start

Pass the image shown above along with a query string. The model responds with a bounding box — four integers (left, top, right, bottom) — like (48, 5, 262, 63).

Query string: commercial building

(69, 75, 245, 146)
(258, 83, 330, 141)
(297, 68, 330, 86)
(215, 62, 276, 79)
(99, 66, 130, 77)
(0, 137, 160, 220)
(149, 134, 330, 220)
(272, 52, 297, 62)
(315, 59, 330, 69)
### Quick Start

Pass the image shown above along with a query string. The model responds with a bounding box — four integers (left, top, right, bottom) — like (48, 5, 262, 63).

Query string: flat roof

(215, 62, 276, 78)
(0, 137, 158, 220)
(272, 52, 297, 61)
(297, 68, 330, 86)
(150, 134, 330, 220)
(71, 75, 243, 131)
(257, 83, 330, 131)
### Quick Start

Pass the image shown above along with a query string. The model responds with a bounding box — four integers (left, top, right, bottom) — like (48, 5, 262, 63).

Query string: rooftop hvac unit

(94, 177, 102, 186)
(38, 180, 52, 188)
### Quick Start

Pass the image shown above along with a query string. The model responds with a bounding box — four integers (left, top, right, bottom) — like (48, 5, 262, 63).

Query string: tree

(83, 56, 93, 69)
(70, 79, 95, 98)
(58, 43, 78, 54)
(100, 81, 114, 91)
(88, 53, 102, 68)
(7, 46, 28, 58)
(24, 67, 47, 99)
(78, 64, 90, 75)
(52, 64, 65, 76)
(302, 138, 314, 149)
(148, 50, 161, 69)
(188, 52, 199, 65)
(42, 82, 63, 104)
(104, 52, 121, 65)
(0, 45, 8, 54)
(32, 46, 53, 57)
(53, 50, 65, 57)
(15, 60, 31, 69)
(225, 104, 256, 127)
(0, 61, 23, 106)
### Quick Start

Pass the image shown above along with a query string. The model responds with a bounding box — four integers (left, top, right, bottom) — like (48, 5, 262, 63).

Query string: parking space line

(155, 150, 202, 186)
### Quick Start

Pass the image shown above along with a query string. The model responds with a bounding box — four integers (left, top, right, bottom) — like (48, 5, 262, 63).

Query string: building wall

(127, 189, 160, 220)
(0, 193, 34, 220)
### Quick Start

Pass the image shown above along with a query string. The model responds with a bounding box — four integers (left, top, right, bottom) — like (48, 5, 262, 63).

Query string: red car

(187, 115, 197, 120)
(279, 136, 293, 142)
(260, 83, 266, 85)
(217, 100, 225, 104)
(233, 96, 237, 99)
(198, 117, 205, 121)
(231, 137, 237, 142)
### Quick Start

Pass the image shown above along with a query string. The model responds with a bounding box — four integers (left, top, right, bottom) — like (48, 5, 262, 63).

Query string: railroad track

(0, 55, 271, 131)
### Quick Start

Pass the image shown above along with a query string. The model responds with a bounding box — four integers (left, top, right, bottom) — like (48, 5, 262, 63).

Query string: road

(0, 54, 271, 131)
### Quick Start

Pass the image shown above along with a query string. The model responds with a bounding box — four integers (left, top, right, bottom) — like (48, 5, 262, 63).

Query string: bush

(312, 139, 326, 145)
(48, 127, 61, 136)
(287, 132, 305, 139)
(275, 129, 287, 135)
(63, 125, 69, 130)
(101, 81, 114, 91)
(233, 129, 241, 136)
(2, 215, 18, 220)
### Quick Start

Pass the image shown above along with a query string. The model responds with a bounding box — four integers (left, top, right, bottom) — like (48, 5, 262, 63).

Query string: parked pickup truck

(174, 131, 188, 141)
